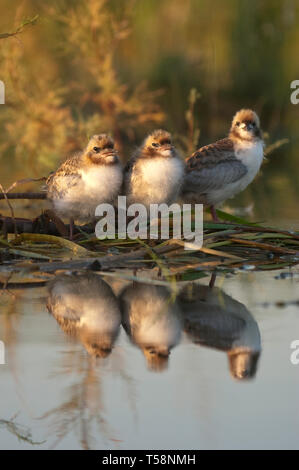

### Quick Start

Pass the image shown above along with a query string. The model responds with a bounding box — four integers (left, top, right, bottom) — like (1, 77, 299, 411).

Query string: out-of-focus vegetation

(0, 14, 38, 39)
(0, 0, 298, 220)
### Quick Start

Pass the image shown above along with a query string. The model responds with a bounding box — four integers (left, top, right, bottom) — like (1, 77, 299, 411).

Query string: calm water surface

(0, 265, 299, 450)
(0, 0, 299, 450)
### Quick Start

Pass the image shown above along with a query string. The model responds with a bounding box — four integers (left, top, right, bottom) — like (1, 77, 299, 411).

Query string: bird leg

(69, 218, 74, 240)
(209, 272, 217, 289)
(210, 205, 220, 222)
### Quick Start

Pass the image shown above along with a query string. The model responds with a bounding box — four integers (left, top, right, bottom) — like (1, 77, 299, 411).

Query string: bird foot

(210, 206, 220, 222)
(209, 272, 217, 289)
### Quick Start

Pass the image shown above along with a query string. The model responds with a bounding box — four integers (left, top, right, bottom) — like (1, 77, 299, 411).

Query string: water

(0, 267, 299, 450)
(0, 0, 298, 450)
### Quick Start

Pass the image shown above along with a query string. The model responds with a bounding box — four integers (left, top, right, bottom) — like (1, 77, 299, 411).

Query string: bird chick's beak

(102, 150, 119, 163)
(158, 347, 170, 357)
(246, 122, 255, 131)
(160, 144, 173, 157)
(228, 350, 258, 380)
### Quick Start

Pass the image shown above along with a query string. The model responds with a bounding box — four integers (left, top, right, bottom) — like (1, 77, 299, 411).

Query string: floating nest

(1, 206, 298, 287)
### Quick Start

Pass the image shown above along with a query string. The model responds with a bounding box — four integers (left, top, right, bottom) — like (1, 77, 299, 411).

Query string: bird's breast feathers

(49, 163, 123, 221)
(234, 140, 264, 177)
(130, 156, 184, 205)
(80, 164, 123, 201)
(141, 156, 183, 182)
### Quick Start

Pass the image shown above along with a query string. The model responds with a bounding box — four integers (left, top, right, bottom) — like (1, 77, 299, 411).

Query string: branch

(0, 15, 39, 40)
(0, 192, 47, 200)
(0, 245, 179, 275)
(0, 281, 48, 290)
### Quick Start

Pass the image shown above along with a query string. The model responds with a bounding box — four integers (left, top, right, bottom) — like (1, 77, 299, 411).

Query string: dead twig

(0, 192, 47, 200)
(0, 15, 39, 40)
(229, 237, 299, 255)
(5, 177, 47, 194)
(0, 183, 17, 236)
(0, 281, 48, 290)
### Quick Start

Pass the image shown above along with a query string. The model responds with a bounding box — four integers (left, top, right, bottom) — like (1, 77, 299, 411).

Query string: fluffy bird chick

(178, 284, 261, 380)
(182, 109, 264, 221)
(47, 273, 121, 358)
(120, 283, 182, 372)
(124, 130, 185, 209)
(47, 134, 123, 237)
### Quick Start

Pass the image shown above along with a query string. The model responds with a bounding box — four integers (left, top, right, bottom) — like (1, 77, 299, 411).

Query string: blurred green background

(0, 0, 298, 221)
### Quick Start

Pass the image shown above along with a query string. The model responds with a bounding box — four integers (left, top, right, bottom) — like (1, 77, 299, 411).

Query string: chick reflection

(120, 283, 182, 372)
(178, 284, 261, 380)
(47, 273, 121, 358)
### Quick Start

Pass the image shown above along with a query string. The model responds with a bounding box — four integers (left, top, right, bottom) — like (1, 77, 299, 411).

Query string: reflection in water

(47, 273, 121, 357)
(46, 275, 261, 379)
(44, 273, 123, 449)
(40, 352, 118, 450)
(0, 273, 265, 449)
(0, 414, 45, 446)
(179, 284, 261, 380)
(120, 283, 182, 372)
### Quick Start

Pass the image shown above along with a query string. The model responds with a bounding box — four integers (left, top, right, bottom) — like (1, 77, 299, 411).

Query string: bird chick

(178, 283, 261, 380)
(182, 109, 264, 221)
(119, 283, 182, 372)
(47, 273, 121, 358)
(124, 130, 185, 210)
(47, 134, 123, 237)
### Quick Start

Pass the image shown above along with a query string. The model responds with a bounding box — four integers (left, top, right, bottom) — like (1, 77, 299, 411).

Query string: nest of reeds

(1, 205, 298, 287)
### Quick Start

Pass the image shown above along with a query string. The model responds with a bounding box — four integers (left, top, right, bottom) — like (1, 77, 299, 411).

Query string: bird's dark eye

(152, 142, 160, 148)
(93, 146, 100, 153)
(236, 122, 240, 127)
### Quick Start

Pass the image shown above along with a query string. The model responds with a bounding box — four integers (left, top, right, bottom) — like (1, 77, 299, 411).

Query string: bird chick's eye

(93, 146, 100, 153)
(152, 142, 160, 148)
(236, 122, 240, 127)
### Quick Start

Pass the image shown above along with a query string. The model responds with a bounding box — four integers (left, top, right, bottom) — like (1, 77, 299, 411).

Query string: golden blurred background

(0, 0, 298, 220)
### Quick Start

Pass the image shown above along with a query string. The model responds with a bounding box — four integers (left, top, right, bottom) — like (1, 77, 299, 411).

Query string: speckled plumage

(47, 134, 123, 223)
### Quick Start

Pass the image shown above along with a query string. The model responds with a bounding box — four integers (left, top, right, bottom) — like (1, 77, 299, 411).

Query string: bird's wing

(184, 138, 247, 193)
(123, 152, 140, 191)
(46, 154, 83, 197)
(124, 150, 139, 176)
(183, 306, 246, 351)
(46, 293, 82, 339)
